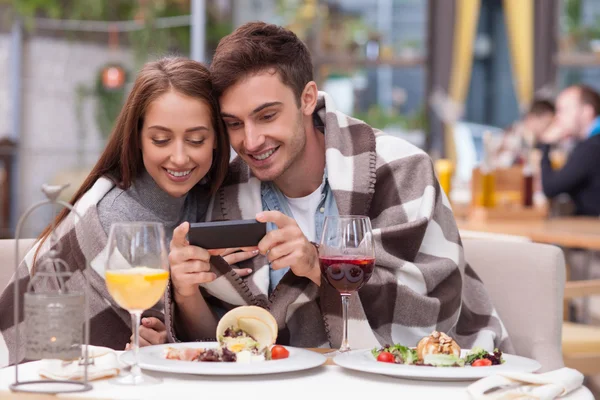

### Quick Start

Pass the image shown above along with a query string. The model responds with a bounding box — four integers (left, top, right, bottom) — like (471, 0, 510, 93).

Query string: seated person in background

(495, 99, 555, 168)
(523, 99, 556, 146)
(0, 57, 252, 367)
(167, 22, 513, 353)
(538, 84, 600, 216)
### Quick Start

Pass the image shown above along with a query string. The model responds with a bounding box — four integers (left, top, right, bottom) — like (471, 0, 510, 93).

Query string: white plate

(120, 342, 327, 376)
(333, 349, 541, 381)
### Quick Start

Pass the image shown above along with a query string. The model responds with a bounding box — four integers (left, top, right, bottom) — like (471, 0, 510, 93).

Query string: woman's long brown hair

(33, 57, 230, 271)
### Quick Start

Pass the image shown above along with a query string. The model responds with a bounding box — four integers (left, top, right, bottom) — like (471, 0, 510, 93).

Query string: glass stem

(340, 294, 351, 352)
(130, 312, 142, 379)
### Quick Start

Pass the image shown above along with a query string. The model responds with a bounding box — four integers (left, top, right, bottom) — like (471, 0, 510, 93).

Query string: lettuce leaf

(464, 347, 489, 364)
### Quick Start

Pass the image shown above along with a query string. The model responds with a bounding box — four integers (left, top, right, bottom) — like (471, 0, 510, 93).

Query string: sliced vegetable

(271, 345, 289, 360)
(377, 352, 395, 363)
(372, 344, 418, 365)
(464, 347, 488, 364)
(472, 358, 492, 367)
(464, 347, 504, 365)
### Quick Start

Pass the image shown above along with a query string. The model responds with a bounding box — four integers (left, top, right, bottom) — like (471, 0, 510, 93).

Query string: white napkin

(467, 368, 584, 400)
(38, 345, 121, 381)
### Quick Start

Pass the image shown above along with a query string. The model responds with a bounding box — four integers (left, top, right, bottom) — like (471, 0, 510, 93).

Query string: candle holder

(10, 183, 92, 394)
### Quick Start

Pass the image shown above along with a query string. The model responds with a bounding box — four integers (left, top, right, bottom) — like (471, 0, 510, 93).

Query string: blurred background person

(538, 85, 600, 216)
(495, 99, 555, 168)
(523, 99, 556, 145)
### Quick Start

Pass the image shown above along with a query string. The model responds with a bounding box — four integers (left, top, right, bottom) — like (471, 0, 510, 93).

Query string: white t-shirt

(284, 183, 324, 242)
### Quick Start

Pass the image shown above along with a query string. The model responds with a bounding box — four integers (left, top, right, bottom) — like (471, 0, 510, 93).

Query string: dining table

(456, 216, 600, 251)
(456, 213, 600, 323)
(0, 349, 594, 400)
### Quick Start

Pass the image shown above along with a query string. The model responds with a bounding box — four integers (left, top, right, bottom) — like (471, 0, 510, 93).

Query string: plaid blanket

(166, 92, 514, 352)
(0, 178, 163, 367)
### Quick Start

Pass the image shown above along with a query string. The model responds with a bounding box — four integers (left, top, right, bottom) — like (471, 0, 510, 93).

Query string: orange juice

(105, 267, 169, 312)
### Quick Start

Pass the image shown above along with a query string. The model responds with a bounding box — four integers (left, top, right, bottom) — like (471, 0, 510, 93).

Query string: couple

(0, 22, 512, 367)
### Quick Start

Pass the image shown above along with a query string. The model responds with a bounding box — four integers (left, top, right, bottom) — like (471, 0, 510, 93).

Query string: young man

(538, 85, 600, 216)
(166, 22, 512, 351)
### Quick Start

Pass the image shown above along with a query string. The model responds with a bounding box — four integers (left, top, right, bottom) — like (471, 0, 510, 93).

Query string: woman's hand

(169, 223, 258, 299)
(126, 317, 167, 349)
(210, 247, 259, 272)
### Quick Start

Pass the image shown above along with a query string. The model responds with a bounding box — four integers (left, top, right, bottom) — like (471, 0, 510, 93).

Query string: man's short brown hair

(210, 22, 313, 105)
(527, 99, 555, 117)
(572, 84, 600, 117)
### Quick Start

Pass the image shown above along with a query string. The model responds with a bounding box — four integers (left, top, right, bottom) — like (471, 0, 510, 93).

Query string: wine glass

(319, 216, 375, 353)
(104, 222, 169, 385)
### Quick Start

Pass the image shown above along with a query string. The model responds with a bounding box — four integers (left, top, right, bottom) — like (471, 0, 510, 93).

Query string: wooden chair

(562, 279, 600, 375)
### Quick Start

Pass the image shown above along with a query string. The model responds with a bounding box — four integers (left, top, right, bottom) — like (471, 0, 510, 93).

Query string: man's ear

(300, 81, 318, 116)
(582, 104, 596, 123)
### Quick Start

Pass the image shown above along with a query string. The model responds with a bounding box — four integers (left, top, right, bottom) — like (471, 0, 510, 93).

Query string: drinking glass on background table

(105, 222, 169, 385)
(319, 216, 375, 353)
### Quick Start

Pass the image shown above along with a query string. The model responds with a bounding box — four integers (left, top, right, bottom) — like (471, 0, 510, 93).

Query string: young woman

(0, 57, 254, 367)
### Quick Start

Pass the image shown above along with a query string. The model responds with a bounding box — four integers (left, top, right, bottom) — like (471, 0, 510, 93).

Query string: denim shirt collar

(260, 168, 338, 293)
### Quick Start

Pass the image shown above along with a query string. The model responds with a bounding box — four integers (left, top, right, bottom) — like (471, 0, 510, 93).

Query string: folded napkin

(467, 368, 584, 400)
(38, 345, 121, 381)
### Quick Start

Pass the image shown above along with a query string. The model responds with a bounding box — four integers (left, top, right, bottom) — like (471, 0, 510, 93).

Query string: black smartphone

(188, 219, 267, 249)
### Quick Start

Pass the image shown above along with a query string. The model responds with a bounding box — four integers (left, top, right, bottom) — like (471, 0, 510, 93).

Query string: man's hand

(255, 211, 321, 286)
(538, 121, 564, 144)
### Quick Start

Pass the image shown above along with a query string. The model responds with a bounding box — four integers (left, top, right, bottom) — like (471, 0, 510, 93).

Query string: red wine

(319, 256, 375, 295)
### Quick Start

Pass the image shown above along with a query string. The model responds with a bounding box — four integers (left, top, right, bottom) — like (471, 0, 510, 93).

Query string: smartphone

(188, 219, 267, 249)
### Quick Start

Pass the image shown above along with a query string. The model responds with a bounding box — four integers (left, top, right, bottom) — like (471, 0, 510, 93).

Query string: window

(557, 0, 600, 90)
(276, 0, 428, 144)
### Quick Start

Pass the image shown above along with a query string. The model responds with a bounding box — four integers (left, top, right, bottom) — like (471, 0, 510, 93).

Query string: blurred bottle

(435, 159, 454, 198)
(522, 163, 534, 208)
(479, 131, 496, 208)
(521, 136, 534, 208)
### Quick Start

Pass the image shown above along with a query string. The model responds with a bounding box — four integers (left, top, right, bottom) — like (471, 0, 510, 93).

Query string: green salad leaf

(423, 353, 465, 367)
(371, 347, 381, 358)
(464, 347, 488, 364)
(372, 344, 418, 364)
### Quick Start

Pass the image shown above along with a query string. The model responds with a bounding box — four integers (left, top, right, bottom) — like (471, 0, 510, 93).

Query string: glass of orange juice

(105, 222, 169, 385)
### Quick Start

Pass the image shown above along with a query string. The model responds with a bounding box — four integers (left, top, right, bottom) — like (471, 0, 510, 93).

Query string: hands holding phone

(169, 211, 321, 300)
(169, 222, 258, 298)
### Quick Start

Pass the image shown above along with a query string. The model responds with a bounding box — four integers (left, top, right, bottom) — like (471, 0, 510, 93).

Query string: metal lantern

(10, 184, 92, 394)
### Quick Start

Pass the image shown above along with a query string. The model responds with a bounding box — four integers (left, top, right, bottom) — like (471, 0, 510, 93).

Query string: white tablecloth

(0, 360, 594, 400)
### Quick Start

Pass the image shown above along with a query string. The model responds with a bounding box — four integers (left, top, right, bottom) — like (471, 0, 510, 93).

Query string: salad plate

(333, 348, 541, 381)
(121, 306, 327, 376)
(121, 342, 327, 376)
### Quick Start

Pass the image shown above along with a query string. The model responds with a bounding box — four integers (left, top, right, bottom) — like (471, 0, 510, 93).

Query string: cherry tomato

(271, 345, 290, 360)
(472, 358, 492, 367)
(377, 352, 395, 363)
